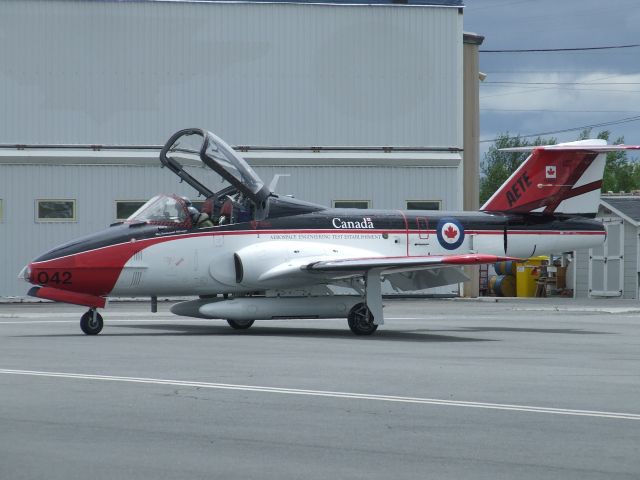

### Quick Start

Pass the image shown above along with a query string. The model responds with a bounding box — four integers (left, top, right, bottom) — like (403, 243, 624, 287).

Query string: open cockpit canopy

(159, 128, 271, 205)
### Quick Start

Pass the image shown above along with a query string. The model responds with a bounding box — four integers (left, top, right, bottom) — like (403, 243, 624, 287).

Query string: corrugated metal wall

(0, 160, 460, 296)
(0, 0, 462, 148)
(0, 163, 214, 297)
(0, 0, 464, 298)
(256, 165, 459, 208)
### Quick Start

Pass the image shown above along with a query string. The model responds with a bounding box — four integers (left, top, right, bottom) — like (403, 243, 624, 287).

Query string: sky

(463, 0, 640, 154)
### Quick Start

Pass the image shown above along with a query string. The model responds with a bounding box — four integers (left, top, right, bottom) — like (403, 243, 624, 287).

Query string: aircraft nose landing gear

(80, 308, 104, 335)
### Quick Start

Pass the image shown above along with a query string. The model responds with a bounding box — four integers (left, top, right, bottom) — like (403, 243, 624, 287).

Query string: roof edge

(463, 32, 485, 46)
(81, 0, 464, 6)
(600, 198, 640, 227)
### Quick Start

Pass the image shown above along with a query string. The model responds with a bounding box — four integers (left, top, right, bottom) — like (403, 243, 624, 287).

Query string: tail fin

(480, 140, 640, 216)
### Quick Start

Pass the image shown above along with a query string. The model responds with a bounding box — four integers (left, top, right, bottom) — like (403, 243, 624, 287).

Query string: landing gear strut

(80, 308, 104, 335)
(347, 302, 378, 335)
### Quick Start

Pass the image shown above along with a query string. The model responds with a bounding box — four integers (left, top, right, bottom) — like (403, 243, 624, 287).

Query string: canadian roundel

(436, 217, 465, 250)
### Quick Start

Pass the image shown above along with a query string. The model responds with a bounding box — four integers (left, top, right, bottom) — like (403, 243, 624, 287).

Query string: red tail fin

(480, 140, 640, 215)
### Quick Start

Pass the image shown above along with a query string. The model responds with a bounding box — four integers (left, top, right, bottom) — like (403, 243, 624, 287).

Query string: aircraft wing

(304, 253, 519, 292)
(305, 253, 515, 275)
(256, 252, 516, 287)
(302, 254, 517, 291)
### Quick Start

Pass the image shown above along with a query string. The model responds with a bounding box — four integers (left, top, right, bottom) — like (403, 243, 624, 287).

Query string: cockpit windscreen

(126, 194, 191, 228)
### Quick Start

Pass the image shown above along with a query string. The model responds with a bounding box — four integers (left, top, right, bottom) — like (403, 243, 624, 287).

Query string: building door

(589, 218, 624, 297)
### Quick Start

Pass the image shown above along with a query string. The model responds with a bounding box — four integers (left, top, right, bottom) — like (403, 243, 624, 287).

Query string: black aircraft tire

(347, 303, 378, 335)
(227, 319, 255, 330)
(80, 311, 104, 335)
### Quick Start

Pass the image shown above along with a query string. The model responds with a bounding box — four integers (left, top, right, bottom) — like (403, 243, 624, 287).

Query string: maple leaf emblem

(444, 225, 458, 239)
(546, 165, 556, 179)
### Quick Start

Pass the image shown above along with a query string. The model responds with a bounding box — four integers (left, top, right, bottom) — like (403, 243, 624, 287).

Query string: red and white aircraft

(19, 129, 640, 335)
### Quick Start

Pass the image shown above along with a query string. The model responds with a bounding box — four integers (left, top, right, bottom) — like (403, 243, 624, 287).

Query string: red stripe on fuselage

(396, 211, 410, 256)
(29, 236, 173, 296)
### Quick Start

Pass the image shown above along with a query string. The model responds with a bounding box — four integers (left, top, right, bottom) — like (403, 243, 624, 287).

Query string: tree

(479, 133, 556, 205)
(580, 129, 640, 194)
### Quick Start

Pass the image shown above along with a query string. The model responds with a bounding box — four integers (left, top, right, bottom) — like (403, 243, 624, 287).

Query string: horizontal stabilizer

(500, 144, 640, 153)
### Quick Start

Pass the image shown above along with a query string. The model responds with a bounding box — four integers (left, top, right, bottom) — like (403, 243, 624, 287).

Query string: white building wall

(0, 0, 462, 148)
(0, 153, 460, 297)
(574, 216, 638, 300)
(574, 248, 590, 297)
(622, 223, 637, 299)
(0, 162, 212, 297)
(256, 165, 460, 209)
(0, 0, 465, 298)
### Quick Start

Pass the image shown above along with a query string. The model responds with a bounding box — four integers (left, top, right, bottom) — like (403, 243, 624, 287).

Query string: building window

(333, 200, 370, 209)
(116, 200, 146, 220)
(406, 200, 441, 211)
(36, 199, 76, 222)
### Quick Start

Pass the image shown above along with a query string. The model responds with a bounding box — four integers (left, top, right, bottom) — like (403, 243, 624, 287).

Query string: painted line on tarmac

(0, 368, 639, 421)
(0, 312, 170, 319)
(386, 317, 429, 320)
(0, 319, 194, 325)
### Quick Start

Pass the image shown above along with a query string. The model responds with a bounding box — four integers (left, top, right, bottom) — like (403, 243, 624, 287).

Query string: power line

(480, 44, 640, 53)
(481, 109, 640, 114)
(479, 115, 640, 143)
(480, 85, 640, 99)
(483, 70, 634, 74)
(483, 81, 640, 86)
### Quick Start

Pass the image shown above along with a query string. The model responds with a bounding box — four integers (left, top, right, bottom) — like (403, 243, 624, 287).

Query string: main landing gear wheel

(347, 303, 378, 336)
(80, 310, 104, 335)
(227, 319, 255, 330)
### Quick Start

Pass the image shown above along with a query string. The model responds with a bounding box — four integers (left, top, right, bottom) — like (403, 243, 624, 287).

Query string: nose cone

(18, 264, 32, 283)
(23, 239, 111, 309)
(24, 245, 115, 309)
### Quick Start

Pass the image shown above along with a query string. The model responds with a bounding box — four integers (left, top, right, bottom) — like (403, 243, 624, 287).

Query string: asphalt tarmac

(1, 298, 639, 480)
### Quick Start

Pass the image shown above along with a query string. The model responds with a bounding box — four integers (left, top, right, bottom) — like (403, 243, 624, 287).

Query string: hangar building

(0, 0, 481, 298)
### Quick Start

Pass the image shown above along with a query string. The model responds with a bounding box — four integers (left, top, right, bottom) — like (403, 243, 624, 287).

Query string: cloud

(481, 72, 640, 113)
(466, 0, 640, 151)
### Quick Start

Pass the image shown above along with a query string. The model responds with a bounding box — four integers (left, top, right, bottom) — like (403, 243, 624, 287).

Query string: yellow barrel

(494, 261, 517, 276)
(516, 256, 548, 297)
(488, 275, 498, 295)
(493, 274, 516, 297)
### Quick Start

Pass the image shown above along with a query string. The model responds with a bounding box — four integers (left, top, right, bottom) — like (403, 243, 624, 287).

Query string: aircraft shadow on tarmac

(435, 326, 615, 335)
(17, 323, 495, 343)
(117, 323, 500, 342)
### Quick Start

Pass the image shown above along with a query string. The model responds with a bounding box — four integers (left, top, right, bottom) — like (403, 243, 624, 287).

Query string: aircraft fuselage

(25, 207, 604, 301)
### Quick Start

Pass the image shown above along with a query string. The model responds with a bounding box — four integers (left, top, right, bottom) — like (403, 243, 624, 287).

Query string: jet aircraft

(19, 128, 640, 335)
